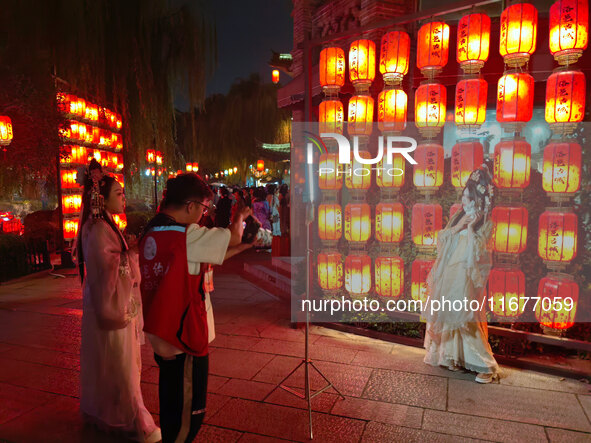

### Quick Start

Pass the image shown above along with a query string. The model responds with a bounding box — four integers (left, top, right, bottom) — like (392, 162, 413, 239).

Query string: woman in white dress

(422, 165, 499, 383)
(77, 160, 161, 441)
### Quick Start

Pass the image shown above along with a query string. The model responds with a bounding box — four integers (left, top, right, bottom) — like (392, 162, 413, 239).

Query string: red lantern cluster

(0, 116, 14, 146)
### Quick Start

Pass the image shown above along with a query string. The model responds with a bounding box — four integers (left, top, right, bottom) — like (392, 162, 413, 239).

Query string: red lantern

(379, 31, 410, 85)
(317, 252, 344, 291)
(455, 78, 488, 129)
(318, 204, 342, 242)
(417, 21, 450, 78)
(61, 170, 80, 189)
(493, 139, 531, 189)
(413, 144, 444, 189)
(375, 256, 404, 298)
(70, 97, 86, 117)
(112, 133, 123, 151)
(345, 254, 372, 295)
(348, 95, 374, 137)
(496, 72, 535, 130)
(63, 219, 79, 240)
(450, 203, 462, 219)
(377, 155, 405, 189)
(112, 213, 127, 231)
(62, 194, 82, 215)
(319, 47, 346, 94)
(0, 116, 14, 146)
(318, 153, 342, 190)
(272, 69, 280, 84)
(538, 210, 578, 264)
(377, 88, 407, 133)
(375, 202, 404, 243)
(542, 142, 581, 194)
(146, 149, 156, 163)
(56, 92, 72, 114)
(186, 163, 193, 172)
(345, 151, 372, 190)
(536, 273, 578, 330)
(545, 70, 586, 134)
(319, 100, 344, 135)
(415, 82, 446, 138)
(349, 40, 376, 89)
(344, 203, 371, 243)
(491, 206, 528, 254)
(499, 3, 538, 67)
(114, 174, 125, 188)
(411, 259, 434, 302)
(457, 13, 491, 73)
(257, 160, 265, 171)
(550, 0, 589, 65)
(451, 141, 484, 188)
(155, 151, 163, 165)
(488, 267, 526, 320)
(411, 203, 443, 247)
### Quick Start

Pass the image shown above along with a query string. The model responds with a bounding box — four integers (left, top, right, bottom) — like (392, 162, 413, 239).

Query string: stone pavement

(1, 261, 591, 443)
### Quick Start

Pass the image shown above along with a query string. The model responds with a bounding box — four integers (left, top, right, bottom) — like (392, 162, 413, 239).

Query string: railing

(0, 237, 51, 283)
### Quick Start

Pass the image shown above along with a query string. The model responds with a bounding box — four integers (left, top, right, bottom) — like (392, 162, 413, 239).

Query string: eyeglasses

(186, 200, 215, 214)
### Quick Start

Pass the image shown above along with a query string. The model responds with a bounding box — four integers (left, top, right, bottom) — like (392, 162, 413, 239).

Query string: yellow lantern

(0, 116, 14, 146)
(320, 47, 346, 94)
(348, 95, 374, 137)
(377, 155, 405, 189)
(345, 151, 372, 190)
(491, 206, 528, 254)
(499, 2, 538, 67)
(413, 143, 444, 189)
(375, 202, 404, 243)
(317, 252, 343, 291)
(375, 256, 404, 297)
(542, 142, 581, 195)
(318, 204, 342, 242)
(319, 100, 344, 135)
(415, 82, 446, 138)
(344, 203, 371, 243)
(318, 153, 342, 190)
(379, 31, 410, 85)
(349, 39, 376, 90)
(549, 0, 589, 65)
(457, 13, 491, 73)
(377, 88, 407, 134)
(345, 254, 372, 295)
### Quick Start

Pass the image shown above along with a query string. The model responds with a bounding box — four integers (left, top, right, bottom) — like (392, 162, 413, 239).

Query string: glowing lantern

(345, 151, 372, 190)
(499, 3, 538, 67)
(344, 203, 371, 243)
(99, 130, 111, 147)
(319, 100, 344, 135)
(536, 273, 578, 330)
(493, 139, 531, 189)
(56, 92, 72, 114)
(375, 256, 404, 297)
(496, 72, 534, 130)
(549, 0, 589, 65)
(272, 69, 280, 84)
(85, 104, 99, 122)
(115, 114, 122, 130)
(451, 141, 484, 188)
(538, 210, 578, 265)
(318, 204, 342, 242)
(542, 142, 581, 195)
(257, 160, 265, 171)
(319, 47, 346, 94)
(348, 95, 374, 137)
(491, 206, 528, 254)
(146, 149, 156, 163)
(377, 88, 407, 133)
(413, 144, 444, 189)
(488, 267, 526, 320)
(61, 170, 79, 189)
(186, 164, 193, 172)
(349, 40, 376, 90)
(63, 219, 79, 240)
(457, 13, 491, 73)
(545, 70, 586, 134)
(112, 213, 127, 231)
(62, 194, 82, 215)
(318, 153, 342, 190)
(155, 151, 163, 165)
(417, 21, 450, 78)
(411, 259, 434, 303)
(375, 202, 404, 243)
(0, 116, 14, 146)
(114, 174, 125, 188)
(455, 78, 488, 129)
(317, 252, 343, 291)
(411, 203, 442, 247)
(379, 31, 410, 85)
(70, 97, 86, 117)
(415, 82, 446, 138)
(377, 155, 405, 189)
(112, 133, 123, 151)
(450, 203, 462, 219)
(345, 254, 372, 295)
(69, 121, 87, 142)
(116, 154, 123, 170)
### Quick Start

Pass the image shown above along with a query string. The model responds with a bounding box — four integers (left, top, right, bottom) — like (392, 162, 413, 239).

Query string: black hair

(160, 173, 214, 209)
(449, 165, 494, 233)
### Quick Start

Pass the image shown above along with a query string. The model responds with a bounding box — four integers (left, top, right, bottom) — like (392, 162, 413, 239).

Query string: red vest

(139, 226, 208, 356)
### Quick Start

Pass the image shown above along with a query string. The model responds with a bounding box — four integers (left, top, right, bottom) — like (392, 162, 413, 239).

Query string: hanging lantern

(112, 133, 123, 151)
(317, 252, 344, 291)
(319, 100, 345, 135)
(318, 153, 342, 190)
(488, 267, 526, 320)
(63, 219, 79, 240)
(115, 174, 125, 188)
(415, 82, 446, 138)
(319, 47, 346, 94)
(536, 273, 578, 331)
(491, 206, 528, 254)
(344, 203, 371, 243)
(493, 139, 531, 189)
(112, 213, 127, 231)
(545, 70, 586, 134)
(499, 3, 538, 67)
(378, 88, 407, 133)
(377, 155, 405, 189)
(0, 116, 14, 146)
(550, 0, 589, 65)
(56, 93, 72, 115)
(411, 259, 434, 303)
(379, 31, 410, 86)
(349, 39, 376, 90)
(496, 72, 535, 131)
(60, 170, 79, 189)
(318, 204, 342, 242)
(62, 194, 82, 215)
(257, 160, 265, 171)
(417, 21, 450, 78)
(455, 78, 488, 129)
(375, 202, 404, 243)
(457, 13, 491, 73)
(348, 95, 374, 137)
(155, 151, 163, 165)
(115, 113, 123, 130)
(375, 256, 404, 298)
(272, 69, 280, 84)
(186, 163, 193, 172)
(146, 150, 156, 163)
(451, 141, 484, 189)
(542, 142, 581, 195)
(411, 203, 443, 247)
(71, 97, 86, 117)
(413, 144, 444, 190)
(450, 203, 462, 219)
(345, 254, 372, 295)
(538, 210, 578, 265)
(345, 151, 372, 190)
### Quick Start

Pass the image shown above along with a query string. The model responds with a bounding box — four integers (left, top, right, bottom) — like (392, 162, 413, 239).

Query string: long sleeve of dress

(465, 220, 493, 289)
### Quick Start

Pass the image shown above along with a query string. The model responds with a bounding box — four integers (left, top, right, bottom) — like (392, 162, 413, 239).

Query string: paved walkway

(1, 261, 591, 442)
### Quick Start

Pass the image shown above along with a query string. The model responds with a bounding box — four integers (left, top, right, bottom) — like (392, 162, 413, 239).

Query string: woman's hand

(468, 211, 484, 231)
(453, 213, 471, 233)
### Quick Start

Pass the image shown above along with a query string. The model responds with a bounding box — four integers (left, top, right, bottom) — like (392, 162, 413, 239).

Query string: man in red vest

(139, 173, 252, 442)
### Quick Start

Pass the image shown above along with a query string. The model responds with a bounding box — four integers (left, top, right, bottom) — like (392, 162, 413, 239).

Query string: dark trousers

(154, 353, 208, 443)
